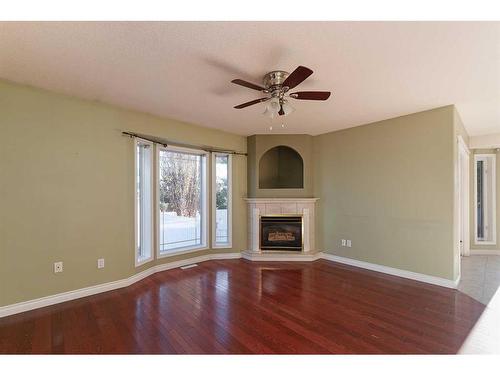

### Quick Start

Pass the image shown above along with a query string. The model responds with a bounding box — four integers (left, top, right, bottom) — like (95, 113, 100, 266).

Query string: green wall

(0, 80, 247, 306)
(0, 77, 465, 307)
(313, 106, 457, 280)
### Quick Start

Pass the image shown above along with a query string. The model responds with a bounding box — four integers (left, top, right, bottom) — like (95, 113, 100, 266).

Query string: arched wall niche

(258, 145, 304, 189)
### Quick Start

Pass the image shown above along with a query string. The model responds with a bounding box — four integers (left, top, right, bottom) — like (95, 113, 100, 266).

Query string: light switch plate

(97, 258, 105, 269)
(341, 239, 346, 246)
(347, 240, 352, 247)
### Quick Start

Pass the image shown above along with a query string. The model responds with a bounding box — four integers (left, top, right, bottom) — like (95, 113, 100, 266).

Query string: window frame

(473, 153, 497, 245)
(212, 152, 233, 249)
(134, 138, 154, 267)
(156, 145, 209, 258)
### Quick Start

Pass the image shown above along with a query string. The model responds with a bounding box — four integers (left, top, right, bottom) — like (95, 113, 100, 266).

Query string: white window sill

(157, 245, 209, 259)
(212, 244, 233, 249)
(474, 241, 497, 246)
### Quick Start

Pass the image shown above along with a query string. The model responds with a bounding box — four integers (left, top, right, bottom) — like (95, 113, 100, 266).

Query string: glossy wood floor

(0, 259, 486, 354)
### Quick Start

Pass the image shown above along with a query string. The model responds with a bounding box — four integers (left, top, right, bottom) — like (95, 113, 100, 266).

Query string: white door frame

(473, 153, 497, 245)
(457, 136, 470, 257)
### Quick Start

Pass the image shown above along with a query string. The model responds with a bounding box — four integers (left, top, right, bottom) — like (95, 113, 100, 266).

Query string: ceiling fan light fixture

(231, 66, 331, 123)
(281, 101, 295, 116)
(263, 106, 277, 119)
(266, 97, 281, 114)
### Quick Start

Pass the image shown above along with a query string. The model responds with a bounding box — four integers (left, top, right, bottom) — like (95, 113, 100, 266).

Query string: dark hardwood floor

(0, 259, 485, 354)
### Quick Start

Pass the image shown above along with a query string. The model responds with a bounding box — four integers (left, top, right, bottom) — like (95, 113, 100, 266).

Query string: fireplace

(260, 215, 303, 251)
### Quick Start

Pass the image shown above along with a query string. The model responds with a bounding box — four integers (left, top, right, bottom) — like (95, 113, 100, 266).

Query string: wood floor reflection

(0, 259, 485, 354)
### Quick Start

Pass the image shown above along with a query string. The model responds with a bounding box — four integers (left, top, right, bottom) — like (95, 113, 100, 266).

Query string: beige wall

(313, 106, 457, 280)
(247, 134, 314, 198)
(0, 80, 247, 306)
(470, 148, 500, 251)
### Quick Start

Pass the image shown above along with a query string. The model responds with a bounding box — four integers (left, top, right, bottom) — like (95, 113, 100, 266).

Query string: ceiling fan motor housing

(263, 71, 290, 91)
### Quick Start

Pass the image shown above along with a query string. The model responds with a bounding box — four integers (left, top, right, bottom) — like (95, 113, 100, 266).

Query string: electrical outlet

(54, 261, 63, 273)
(97, 258, 105, 269)
(346, 240, 352, 248)
(341, 239, 346, 247)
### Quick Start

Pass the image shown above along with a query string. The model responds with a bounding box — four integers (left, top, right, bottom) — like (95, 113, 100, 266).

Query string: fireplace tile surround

(245, 198, 319, 254)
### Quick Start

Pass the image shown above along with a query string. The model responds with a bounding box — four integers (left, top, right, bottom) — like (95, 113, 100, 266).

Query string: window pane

(475, 155, 496, 244)
(159, 149, 204, 252)
(215, 154, 230, 245)
(136, 142, 152, 263)
(477, 160, 484, 239)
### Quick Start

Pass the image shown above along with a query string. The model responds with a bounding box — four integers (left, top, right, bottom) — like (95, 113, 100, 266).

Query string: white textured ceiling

(0, 21, 499, 136)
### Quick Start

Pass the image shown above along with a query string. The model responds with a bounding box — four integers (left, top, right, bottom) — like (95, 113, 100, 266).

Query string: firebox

(260, 215, 303, 251)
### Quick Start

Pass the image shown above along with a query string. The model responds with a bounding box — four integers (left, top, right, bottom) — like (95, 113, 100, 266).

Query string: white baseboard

(0, 250, 460, 318)
(0, 252, 242, 318)
(207, 252, 243, 260)
(241, 250, 322, 262)
(470, 249, 500, 256)
(321, 253, 459, 289)
(0, 277, 131, 319)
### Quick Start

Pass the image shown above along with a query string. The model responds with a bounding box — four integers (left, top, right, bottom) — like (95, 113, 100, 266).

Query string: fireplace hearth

(260, 215, 303, 251)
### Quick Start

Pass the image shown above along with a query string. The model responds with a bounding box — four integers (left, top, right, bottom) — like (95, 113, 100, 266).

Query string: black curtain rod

(122, 131, 247, 156)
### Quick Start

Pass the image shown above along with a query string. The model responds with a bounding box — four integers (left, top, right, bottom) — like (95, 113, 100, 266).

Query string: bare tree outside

(215, 154, 229, 244)
(158, 150, 203, 252)
(216, 155, 228, 210)
(159, 151, 201, 217)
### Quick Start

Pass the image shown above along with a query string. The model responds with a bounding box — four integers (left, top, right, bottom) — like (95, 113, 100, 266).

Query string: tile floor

(458, 255, 500, 305)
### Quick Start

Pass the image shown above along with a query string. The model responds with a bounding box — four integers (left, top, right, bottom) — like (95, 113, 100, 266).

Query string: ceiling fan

(231, 66, 331, 118)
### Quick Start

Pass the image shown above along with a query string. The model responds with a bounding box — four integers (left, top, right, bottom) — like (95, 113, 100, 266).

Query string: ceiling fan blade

(290, 91, 331, 100)
(234, 97, 270, 109)
(282, 66, 313, 90)
(231, 79, 266, 91)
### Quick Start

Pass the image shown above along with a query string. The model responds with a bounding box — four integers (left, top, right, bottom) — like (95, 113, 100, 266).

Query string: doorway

(457, 136, 470, 258)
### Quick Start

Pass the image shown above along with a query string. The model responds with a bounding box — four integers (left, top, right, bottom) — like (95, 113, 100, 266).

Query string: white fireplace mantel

(245, 198, 319, 254)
